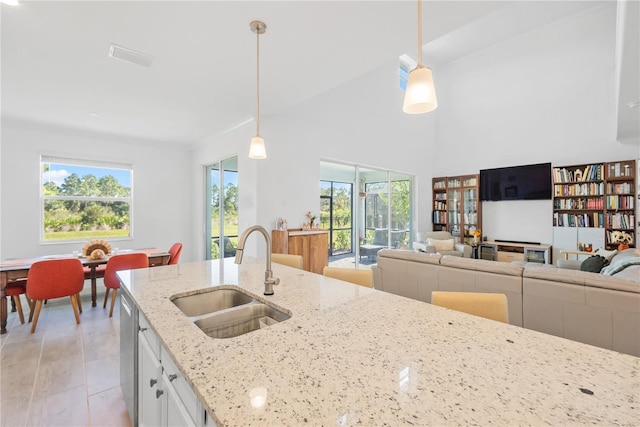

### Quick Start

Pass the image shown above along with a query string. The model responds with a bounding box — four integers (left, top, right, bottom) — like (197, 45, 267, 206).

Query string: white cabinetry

(139, 329, 162, 426)
(138, 313, 200, 426)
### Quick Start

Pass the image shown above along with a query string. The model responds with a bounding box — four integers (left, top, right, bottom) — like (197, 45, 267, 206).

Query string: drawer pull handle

(168, 374, 178, 382)
(140, 327, 148, 332)
(150, 378, 157, 387)
(156, 389, 164, 399)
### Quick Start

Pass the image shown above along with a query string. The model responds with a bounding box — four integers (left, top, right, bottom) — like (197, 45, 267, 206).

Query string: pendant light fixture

(248, 20, 267, 159)
(403, 0, 438, 114)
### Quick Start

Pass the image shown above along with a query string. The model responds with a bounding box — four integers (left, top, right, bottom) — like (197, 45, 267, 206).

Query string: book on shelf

(554, 164, 603, 183)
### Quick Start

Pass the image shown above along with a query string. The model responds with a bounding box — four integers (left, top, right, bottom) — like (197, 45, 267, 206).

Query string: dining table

(0, 248, 170, 334)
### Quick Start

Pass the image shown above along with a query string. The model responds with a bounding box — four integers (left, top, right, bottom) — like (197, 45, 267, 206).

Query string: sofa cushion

(523, 266, 586, 285)
(426, 238, 455, 251)
(580, 255, 607, 273)
(440, 256, 523, 276)
(376, 249, 442, 265)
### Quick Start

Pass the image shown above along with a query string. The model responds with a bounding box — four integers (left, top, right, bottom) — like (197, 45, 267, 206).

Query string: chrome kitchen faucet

(234, 225, 280, 295)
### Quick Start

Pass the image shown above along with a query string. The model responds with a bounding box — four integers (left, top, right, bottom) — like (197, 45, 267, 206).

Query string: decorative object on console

(82, 239, 112, 259)
(304, 211, 317, 230)
(402, 0, 437, 114)
(610, 230, 633, 251)
(472, 228, 481, 244)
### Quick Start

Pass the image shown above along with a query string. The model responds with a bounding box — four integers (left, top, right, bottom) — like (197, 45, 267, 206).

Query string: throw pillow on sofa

(426, 238, 455, 251)
(580, 255, 607, 273)
(594, 248, 617, 262)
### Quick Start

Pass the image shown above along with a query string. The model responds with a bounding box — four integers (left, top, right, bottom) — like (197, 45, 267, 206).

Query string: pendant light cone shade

(403, 0, 437, 114)
(403, 66, 437, 114)
(249, 135, 266, 159)
(248, 20, 268, 159)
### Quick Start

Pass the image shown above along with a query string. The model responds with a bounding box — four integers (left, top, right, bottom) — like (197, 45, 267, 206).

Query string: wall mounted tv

(480, 163, 552, 201)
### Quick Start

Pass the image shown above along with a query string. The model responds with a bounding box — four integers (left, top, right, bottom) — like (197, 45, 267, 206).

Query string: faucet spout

(235, 225, 279, 295)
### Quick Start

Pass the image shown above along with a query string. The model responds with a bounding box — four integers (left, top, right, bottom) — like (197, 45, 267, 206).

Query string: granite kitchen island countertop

(119, 257, 639, 426)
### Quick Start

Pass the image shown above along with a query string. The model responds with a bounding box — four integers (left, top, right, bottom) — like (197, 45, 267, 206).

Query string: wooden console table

(479, 241, 552, 264)
(272, 229, 329, 274)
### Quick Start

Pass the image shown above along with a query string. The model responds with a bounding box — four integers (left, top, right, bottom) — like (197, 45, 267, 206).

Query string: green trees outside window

(41, 158, 132, 241)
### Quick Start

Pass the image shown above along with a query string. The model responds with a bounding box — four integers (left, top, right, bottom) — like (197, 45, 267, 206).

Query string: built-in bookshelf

(553, 160, 636, 249)
(432, 177, 447, 231)
(604, 160, 636, 249)
(432, 174, 481, 244)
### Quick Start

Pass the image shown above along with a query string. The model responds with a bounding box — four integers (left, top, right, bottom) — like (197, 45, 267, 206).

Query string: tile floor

(1, 286, 132, 427)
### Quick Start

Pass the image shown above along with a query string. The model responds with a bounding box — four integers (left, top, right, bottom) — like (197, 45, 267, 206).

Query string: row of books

(553, 212, 604, 228)
(433, 201, 447, 210)
(463, 189, 478, 199)
(606, 162, 633, 179)
(463, 213, 478, 224)
(554, 164, 602, 183)
(433, 181, 446, 189)
(448, 213, 461, 224)
(554, 198, 604, 210)
(434, 193, 447, 200)
(605, 195, 635, 210)
(605, 213, 636, 230)
(433, 211, 446, 224)
(606, 182, 635, 195)
(554, 182, 604, 197)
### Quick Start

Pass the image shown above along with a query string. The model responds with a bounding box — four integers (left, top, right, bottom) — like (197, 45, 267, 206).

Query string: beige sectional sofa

(371, 248, 640, 356)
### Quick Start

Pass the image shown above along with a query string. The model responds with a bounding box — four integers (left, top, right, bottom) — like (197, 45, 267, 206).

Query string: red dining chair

(103, 253, 148, 317)
(6, 280, 29, 324)
(168, 242, 183, 265)
(26, 258, 85, 333)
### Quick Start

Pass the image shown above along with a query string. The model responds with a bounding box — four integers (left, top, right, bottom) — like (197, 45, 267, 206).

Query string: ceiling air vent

(108, 44, 155, 68)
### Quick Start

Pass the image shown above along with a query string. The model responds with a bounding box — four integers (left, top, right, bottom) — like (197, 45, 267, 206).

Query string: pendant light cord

(256, 28, 260, 136)
(417, 0, 422, 66)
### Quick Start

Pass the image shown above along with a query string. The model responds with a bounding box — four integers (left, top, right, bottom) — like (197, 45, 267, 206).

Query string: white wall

(433, 3, 639, 246)
(191, 61, 436, 258)
(190, 4, 639, 258)
(0, 120, 193, 260)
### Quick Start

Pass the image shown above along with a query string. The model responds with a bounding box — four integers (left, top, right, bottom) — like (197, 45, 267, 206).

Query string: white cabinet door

(163, 371, 196, 427)
(139, 332, 163, 427)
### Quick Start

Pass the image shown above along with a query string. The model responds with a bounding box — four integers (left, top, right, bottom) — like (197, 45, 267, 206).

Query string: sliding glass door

(205, 157, 238, 260)
(320, 161, 413, 268)
(320, 180, 353, 256)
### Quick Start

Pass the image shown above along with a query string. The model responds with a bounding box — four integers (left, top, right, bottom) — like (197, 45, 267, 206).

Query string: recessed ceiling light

(89, 112, 100, 117)
(108, 44, 155, 68)
(1, 0, 20, 6)
(628, 101, 640, 109)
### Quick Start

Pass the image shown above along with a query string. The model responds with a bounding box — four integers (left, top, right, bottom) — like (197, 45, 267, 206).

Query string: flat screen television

(480, 163, 552, 201)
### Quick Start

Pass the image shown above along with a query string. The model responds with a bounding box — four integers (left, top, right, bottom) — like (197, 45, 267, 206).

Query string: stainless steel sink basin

(171, 287, 291, 339)
(172, 288, 255, 317)
(194, 303, 291, 339)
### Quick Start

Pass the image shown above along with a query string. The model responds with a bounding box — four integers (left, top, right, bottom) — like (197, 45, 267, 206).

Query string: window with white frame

(41, 156, 133, 242)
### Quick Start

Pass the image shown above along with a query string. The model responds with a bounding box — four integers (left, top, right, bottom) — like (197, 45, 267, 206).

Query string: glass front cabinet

(436, 174, 481, 244)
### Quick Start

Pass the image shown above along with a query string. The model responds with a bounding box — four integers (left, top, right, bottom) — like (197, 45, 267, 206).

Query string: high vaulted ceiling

(2, 1, 635, 147)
